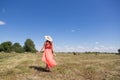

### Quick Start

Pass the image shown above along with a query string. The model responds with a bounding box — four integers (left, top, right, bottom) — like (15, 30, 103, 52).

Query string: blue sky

(0, 0, 120, 52)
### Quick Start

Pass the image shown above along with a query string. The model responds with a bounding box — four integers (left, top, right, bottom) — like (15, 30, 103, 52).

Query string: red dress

(42, 41, 56, 68)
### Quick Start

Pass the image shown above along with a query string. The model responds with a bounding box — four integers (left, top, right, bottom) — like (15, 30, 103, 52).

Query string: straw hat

(44, 35, 53, 42)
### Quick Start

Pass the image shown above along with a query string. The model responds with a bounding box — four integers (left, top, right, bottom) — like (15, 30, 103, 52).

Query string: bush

(12, 43, 24, 53)
(0, 41, 12, 52)
(23, 39, 36, 53)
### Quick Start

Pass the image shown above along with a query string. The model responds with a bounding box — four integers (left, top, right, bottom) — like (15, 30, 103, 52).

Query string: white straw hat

(44, 35, 53, 42)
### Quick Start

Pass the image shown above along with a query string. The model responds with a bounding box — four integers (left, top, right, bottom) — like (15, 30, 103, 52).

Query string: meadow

(0, 52, 120, 80)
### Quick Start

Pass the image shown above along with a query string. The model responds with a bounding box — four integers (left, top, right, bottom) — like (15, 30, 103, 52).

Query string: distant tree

(73, 52, 77, 55)
(12, 43, 24, 53)
(118, 49, 120, 54)
(23, 39, 36, 52)
(0, 44, 4, 52)
(0, 41, 12, 52)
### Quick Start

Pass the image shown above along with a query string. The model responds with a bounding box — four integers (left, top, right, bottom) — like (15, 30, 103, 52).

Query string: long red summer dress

(42, 41, 56, 68)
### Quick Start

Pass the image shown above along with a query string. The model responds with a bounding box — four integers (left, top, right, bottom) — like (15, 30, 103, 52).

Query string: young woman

(40, 35, 56, 72)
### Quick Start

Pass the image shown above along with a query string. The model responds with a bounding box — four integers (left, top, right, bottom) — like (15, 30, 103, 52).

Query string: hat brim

(45, 36, 53, 41)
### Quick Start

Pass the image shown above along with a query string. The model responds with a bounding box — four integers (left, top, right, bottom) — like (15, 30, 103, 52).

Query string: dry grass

(0, 53, 120, 80)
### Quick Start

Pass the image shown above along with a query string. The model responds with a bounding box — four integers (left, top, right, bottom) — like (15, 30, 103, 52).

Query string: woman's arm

(40, 42, 46, 52)
(36, 42, 45, 55)
(51, 42, 56, 56)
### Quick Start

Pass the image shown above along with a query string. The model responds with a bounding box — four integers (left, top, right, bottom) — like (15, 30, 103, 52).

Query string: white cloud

(90, 45, 117, 52)
(0, 21, 6, 25)
(95, 42, 99, 44)
(71, 30, 75, 32)
(55, 45, 118, 53)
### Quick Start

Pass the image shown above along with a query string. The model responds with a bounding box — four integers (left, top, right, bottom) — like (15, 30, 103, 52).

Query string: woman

(40, 35, 56, 72)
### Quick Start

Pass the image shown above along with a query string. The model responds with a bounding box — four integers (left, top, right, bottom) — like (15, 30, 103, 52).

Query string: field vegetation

(0, 52, 120, 80)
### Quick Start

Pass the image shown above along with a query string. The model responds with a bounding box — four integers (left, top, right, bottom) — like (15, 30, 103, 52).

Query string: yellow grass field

(0, 53, 120, 80)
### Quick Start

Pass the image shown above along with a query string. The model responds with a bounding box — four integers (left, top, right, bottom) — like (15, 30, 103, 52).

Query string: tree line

(0, 39, 36, 53)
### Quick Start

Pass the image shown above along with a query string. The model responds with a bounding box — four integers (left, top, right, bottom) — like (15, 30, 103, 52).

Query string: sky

(0, 0, 120, 52)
